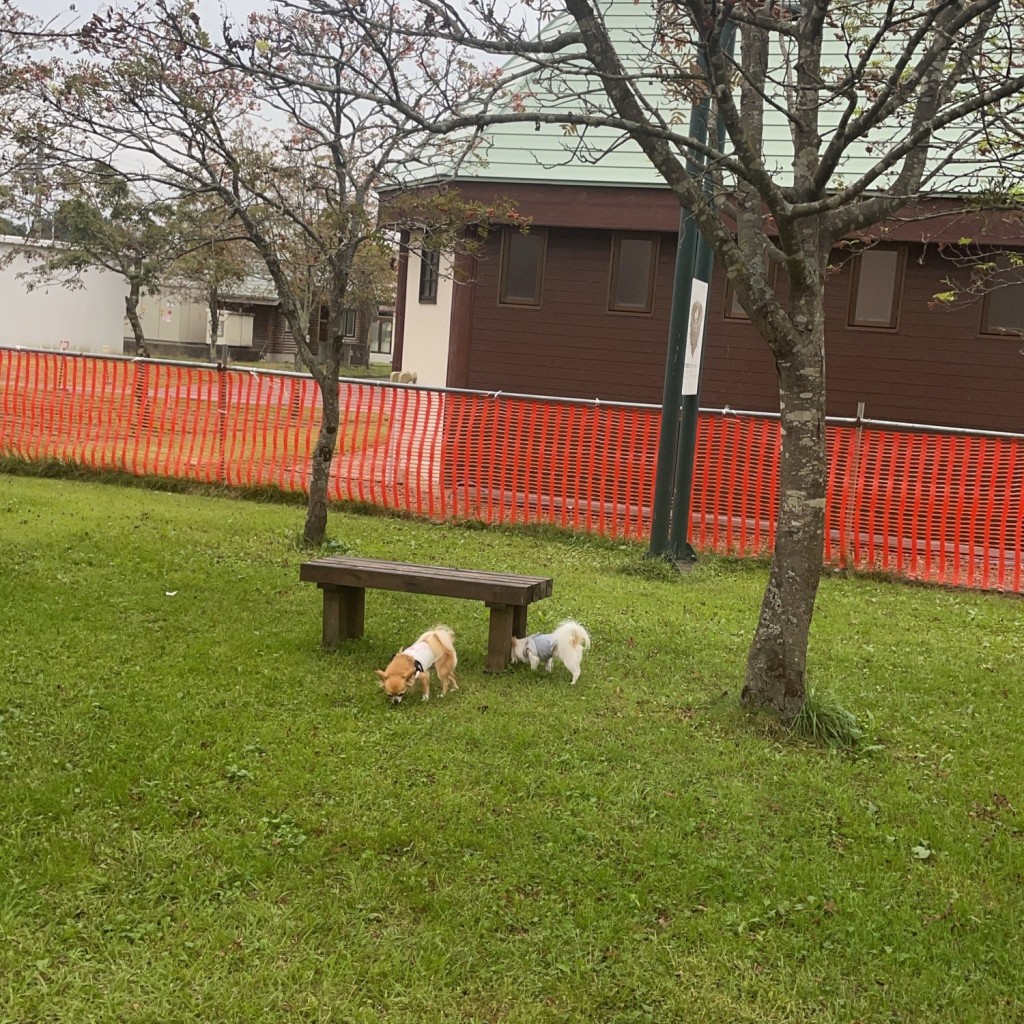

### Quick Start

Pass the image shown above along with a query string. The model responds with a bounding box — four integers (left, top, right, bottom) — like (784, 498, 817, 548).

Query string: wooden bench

(299, 556, 554, 671)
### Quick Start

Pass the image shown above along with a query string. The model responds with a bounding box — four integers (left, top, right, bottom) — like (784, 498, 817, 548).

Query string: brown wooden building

(394, 183, 1024, 434)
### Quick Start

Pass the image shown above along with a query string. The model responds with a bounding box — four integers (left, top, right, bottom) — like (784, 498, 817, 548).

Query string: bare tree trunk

(741, 306, 827, 720)
(303, 329, 343, 546)
(303, 380, 339, 544)
(354, 298, 375, 367)
(124, 282, 148, 357)
(207, 284, 220, 362)
(276, 300, 339, 547)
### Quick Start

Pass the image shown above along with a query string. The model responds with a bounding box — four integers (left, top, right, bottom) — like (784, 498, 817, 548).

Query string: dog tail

(429, 624, 456, 646)
(555, 620, 590, 650)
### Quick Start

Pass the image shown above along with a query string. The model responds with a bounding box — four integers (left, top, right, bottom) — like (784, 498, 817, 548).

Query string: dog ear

(376, 670, 386, 685)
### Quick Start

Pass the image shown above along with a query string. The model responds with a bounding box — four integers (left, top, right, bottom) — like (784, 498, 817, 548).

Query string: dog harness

(525, 633, 557, 662)
(403, 640, 438, 674)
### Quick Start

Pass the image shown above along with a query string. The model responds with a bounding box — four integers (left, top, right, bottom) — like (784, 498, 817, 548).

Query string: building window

(848, 247, 906, 329)
(418, 248, 440, 304)
(370, 317, 393, 354)
(499, 229, 546, 306)
(980, 264, 1024, 335)
(609, 234, 659, 313)
(341, 309, 356, 337)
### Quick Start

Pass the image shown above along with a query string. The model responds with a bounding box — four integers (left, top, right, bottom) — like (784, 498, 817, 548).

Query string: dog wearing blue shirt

(511, 620, 591, 685)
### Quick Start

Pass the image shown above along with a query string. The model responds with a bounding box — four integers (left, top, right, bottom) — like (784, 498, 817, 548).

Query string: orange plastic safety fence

(824, 425, 1024, 591)
(1, 350, 1020, 593)
(690, 415, 1023, 592)
(438, 391, 660, 539)
(691, 414, 780, 557)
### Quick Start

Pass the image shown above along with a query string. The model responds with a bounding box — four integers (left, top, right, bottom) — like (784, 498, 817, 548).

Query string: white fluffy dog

(511, 620, 591, 685)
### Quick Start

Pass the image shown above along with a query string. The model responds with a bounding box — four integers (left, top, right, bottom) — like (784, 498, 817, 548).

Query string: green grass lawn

(1, 473, 1022, 1023)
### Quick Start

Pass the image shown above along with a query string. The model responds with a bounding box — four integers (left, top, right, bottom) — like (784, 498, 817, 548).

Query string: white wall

(401, 245, 455, 387)
(0, 237, 129, 354)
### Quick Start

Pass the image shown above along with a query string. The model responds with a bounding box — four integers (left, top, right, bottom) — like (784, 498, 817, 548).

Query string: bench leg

(512, 605, 528, 639)
(485, 603, 514, 672)
(321, 585, 365, 648)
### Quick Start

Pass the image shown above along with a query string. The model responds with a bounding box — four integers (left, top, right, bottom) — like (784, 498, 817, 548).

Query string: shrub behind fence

(1, 349, 1020, 592)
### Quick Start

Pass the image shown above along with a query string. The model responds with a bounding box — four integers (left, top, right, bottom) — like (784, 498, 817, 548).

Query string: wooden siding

(392, 231, 409, 372)
(451, 181, 682, 232)
(461, 229, 1024, 433)
(448, 249, 476, 389)
(467, 228, 678, 401)
(408, 181, 1024, 244)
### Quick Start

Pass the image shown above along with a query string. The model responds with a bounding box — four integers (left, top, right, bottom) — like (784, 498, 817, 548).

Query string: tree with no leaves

(295, 0, 1024, 718)
(62, 2, 405, 543)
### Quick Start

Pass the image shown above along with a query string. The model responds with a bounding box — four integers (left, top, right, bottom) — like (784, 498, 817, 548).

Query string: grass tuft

(789, 686, 865, 749)
(618, 551, 685, 582)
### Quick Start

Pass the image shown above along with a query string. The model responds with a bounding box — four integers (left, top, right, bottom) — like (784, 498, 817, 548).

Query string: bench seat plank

(300, 557, 553, 671)
(300, 558, 552, 606)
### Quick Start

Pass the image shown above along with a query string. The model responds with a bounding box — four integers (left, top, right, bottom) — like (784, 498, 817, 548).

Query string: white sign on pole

(681, 278, 708, 396)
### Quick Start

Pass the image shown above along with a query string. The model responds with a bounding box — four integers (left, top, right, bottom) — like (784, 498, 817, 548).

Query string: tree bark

(741, 291, 827, 720)
(302, 301, 345, 546)
(124, 282, 148, 357)
(354, 297, 375, 367)
(303, 372, 340, 545)
(208, 284, 220, 362)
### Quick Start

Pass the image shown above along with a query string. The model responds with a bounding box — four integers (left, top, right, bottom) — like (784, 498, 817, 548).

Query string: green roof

(400, 0, 1011, 197)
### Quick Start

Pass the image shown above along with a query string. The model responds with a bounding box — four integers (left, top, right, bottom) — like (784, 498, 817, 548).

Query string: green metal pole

(647, 91, 712, 559)
(668, 22, 738, 562)
(648, 212, 701, 557)
(669, 236, 715, 560)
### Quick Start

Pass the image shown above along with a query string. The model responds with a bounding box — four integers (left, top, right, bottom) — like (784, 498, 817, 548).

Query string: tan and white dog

(511, 620, 591, 685)
(376, 625, 459, 704)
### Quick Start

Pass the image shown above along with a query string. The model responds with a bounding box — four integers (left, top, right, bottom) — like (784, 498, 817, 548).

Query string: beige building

(135, 292, 258, 351)
(0, 238, 394, 366)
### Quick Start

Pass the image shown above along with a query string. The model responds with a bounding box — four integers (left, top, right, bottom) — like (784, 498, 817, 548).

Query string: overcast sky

(34, 0, 257, 30)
